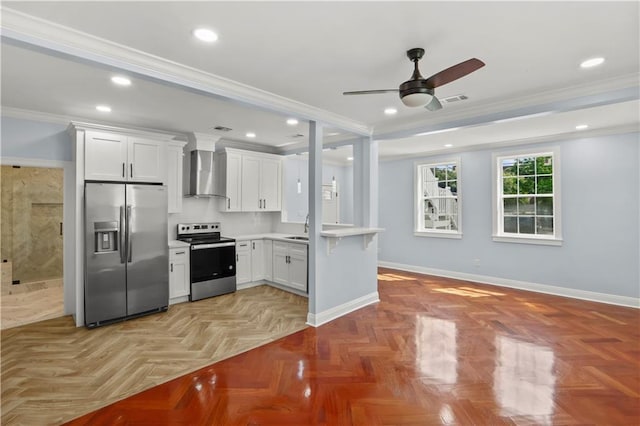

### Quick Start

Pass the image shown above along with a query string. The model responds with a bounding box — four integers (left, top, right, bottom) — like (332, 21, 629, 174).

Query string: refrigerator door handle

(119, 206, 126, 263)
(127, 205, 133, 263)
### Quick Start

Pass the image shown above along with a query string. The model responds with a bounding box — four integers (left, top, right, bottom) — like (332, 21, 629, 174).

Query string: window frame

(414, 158, 463, 239)
(492, 147, 562, 246)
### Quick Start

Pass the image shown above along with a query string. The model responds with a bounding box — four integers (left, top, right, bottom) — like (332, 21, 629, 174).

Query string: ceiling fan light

(401, 92, 433, 108)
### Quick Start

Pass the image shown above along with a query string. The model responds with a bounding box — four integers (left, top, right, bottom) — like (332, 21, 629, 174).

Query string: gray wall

(378, 132, 639, 299)
(1, 116, 71, 161)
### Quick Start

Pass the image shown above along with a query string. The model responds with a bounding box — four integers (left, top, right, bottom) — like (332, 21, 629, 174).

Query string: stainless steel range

(177, 222, 236, 301)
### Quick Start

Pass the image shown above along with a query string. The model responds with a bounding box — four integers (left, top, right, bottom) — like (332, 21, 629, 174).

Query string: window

(415, 160, 461, 238)
(493, 148, 562, 245)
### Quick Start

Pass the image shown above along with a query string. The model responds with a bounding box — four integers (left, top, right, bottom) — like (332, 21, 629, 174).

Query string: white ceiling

(1, 1, 638, 159)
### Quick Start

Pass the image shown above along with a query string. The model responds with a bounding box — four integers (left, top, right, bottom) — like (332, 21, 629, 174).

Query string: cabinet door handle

(228, 199, 230, 209)
(170, 263, 173, 273)
(236, 254, 239, 262)
(175, 251, 185, 255)
(130, 163, 133, 178)
(122, 162, 125, 178)
(252, 242, 255, 250)
(264, 199, 267, 209)
(258, 199, 261, 209)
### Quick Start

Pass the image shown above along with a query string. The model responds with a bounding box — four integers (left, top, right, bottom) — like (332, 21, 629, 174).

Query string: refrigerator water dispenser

(94, 221, 118, 253)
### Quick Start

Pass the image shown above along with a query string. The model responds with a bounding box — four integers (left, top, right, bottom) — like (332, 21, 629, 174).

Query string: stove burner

(176, 222, 234, 245)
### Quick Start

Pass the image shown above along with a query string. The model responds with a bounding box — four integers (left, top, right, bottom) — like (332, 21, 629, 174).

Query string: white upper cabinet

(85, 131, 165, 183)
(218, 148, 282, 213)
(240, 152, 281, 212)
(166, 141, 187, 213)
(84, 131, 128, 181)
(216, 150, 242, 212)
(241, 156, 262, 211)
(128, 137, 165, 182)
(259, 157, 280, 211)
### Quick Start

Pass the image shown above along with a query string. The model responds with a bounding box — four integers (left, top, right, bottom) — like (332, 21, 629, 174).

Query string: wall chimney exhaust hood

(188, 150, 217, 197)
(185, 133, 225, 198)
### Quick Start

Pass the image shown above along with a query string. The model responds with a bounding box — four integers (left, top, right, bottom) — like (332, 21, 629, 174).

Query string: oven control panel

(177, 222, 220, 236)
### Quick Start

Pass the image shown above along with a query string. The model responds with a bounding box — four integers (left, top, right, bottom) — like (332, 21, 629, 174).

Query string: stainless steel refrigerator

(84, 182, 168, 327)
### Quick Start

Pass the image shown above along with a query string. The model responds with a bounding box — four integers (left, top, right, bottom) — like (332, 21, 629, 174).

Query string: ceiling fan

(343, 48, 485, 111)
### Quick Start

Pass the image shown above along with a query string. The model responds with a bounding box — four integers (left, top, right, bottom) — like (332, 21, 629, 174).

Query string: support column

(307, 121, 323, 316)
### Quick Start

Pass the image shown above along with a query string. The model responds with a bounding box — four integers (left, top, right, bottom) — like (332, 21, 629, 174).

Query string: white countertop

(230, 233, 309, 245)
(169, 240, 190, 249)
(319, 227, 385, 238)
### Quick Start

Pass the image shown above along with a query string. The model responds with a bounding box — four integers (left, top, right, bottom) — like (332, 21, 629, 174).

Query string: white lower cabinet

(236, 241, 252, 285)
(272, 241, 308, 293)
(169, 247, 190, 301)
(251, 240, 265, 282)
(235, 238, 307, 294)
(264, 240, 273, 281)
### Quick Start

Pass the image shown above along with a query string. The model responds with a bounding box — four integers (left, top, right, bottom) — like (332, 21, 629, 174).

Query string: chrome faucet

(304, 214, 309, 234)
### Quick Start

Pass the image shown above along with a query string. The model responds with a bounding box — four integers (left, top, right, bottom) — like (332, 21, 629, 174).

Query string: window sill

(492, 235, 563, 246)
(414, 231, 462, 239)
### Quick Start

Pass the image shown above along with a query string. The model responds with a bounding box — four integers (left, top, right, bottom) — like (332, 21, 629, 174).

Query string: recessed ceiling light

(575, 124, 589, 130)
(384, 107, 397, 115)
(111, 76, 131, 86)
(347, 157, 354, 161)
(286, 118, 299, 126)
(96, 105, 111, 113)
(444, 144, 453, 148)
(580, 57, 604, 68)
(193, 28, 218, 43)
(327, 132, 340, 136)
(246, 132, 256, 138)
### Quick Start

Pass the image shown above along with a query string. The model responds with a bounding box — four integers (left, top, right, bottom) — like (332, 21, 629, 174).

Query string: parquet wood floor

(65, 268, 639, 425)
(0, 285, 308, 425)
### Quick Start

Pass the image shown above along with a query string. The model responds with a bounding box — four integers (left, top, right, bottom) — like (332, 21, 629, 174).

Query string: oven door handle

(191, 242, 236, 250)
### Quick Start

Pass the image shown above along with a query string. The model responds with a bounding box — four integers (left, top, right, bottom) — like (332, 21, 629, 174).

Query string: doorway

(1, 165, 65, 329)
(322, 183, 340, 224)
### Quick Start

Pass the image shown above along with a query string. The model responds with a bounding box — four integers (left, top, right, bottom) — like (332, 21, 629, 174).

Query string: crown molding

(378, 123, 640, 162)
(67, 121, 183, 141)
(1, 106, 75, 125)
(1, 7, 371, 137)
(2, 106, 188, 140)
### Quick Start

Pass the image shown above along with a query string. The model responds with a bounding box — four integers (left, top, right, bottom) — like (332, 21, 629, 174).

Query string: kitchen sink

(285, 236, 309, 241)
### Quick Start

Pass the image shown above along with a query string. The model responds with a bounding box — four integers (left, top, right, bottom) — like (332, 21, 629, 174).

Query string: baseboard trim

(169, 295, 189, 306)
(307, 291, 380, 327)
(378, 261, 640, 309)
(236, 281, 264, 291)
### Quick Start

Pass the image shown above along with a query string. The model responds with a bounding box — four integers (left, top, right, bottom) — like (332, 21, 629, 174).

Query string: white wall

(1, 115, 76, 316)
(378, 132, 640, 301)
(282, 155, 354, 224)
(168, 197, 277, 239)
(1, 116, 72, 161)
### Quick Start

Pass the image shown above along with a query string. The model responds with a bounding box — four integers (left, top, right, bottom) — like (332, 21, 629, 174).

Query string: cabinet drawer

(170, 249, 188, 260)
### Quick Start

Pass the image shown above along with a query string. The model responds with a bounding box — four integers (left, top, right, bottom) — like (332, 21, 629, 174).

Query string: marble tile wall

(0, 166, 63, 284)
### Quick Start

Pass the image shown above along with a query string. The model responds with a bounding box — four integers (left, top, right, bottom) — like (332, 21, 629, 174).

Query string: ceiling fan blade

(425, 58, 485, 89)
(425, 96, 442, 111)
(343, 89, 399, 95)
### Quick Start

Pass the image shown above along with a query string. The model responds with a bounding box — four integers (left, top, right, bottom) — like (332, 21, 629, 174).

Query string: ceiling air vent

(212, 126, 232, 132)
(441, 94, 468, 103)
